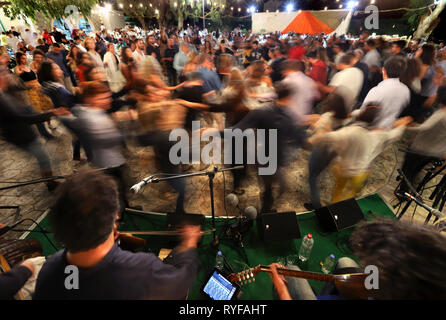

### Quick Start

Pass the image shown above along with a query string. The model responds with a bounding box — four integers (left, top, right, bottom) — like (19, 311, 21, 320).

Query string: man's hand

(269, 263, 292, 300)
(177, 225, 202, 253)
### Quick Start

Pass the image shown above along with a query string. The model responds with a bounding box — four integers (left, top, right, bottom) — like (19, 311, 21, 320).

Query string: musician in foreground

(269, 219, 446, 300)
(33, 170, 202, 299)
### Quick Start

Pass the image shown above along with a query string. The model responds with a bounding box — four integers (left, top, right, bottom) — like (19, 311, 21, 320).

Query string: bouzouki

(227, 265, 377, 300)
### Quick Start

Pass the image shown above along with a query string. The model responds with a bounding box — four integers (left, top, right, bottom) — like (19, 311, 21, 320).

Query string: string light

(119, 3, 123, 8)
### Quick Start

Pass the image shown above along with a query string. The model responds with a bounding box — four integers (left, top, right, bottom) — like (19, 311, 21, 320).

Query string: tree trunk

(136, 16, 148, 30)
(413, 2, 445, 39)
(178, 15, 184, 30)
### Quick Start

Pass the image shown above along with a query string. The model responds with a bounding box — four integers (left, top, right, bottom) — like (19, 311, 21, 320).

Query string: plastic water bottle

(298, 234, 314, 262)
(321, 254, 336, 274)
(215, 251, 224, 271)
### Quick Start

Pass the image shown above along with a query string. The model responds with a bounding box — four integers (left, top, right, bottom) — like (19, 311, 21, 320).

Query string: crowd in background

(2, 23, 445, 210)
(1, 22, 446, 300)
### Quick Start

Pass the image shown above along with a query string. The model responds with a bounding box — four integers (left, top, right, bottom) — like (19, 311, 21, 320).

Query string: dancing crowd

(1, 24, 446, 300)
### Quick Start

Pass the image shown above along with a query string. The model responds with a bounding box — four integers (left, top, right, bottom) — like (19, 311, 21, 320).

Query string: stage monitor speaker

(257, 211, 301, 242)
(315, 198, 365, 233)
(166, 213, 205, 229)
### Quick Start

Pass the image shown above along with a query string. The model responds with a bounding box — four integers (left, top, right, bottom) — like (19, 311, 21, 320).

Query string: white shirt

(359, 78, 410, 129)
(329, 67, 364, 112)
(88, 51, 104, 68)
(363, 49, 381, 68)
(317, 124, 405, 177)
(132, 49, 145, 64)
(6, 36, 19, 51)
(282, 71, 320, 122)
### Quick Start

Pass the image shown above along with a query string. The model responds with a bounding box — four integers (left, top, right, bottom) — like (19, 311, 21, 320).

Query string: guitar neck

(259, 266, 335, 283)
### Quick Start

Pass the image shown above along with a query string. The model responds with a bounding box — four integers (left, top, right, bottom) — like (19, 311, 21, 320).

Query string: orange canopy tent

(282, 11, 334, 35)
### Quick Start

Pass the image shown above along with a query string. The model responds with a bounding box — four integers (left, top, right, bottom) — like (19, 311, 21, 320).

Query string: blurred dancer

(58, 81, 135, 213)
(310, 105, 411, 203)
(399, 85, 446, 194)
(282, 60, 320, 124)
(230, 83, 306, 212)
(0, 67, 68, 191)
(304, 92, 350, 210)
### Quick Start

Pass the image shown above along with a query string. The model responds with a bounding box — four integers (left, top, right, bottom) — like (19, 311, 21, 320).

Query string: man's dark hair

(357, 104, 381, 124)
(384, 56, 407, 78)
(275, 82, 292, 100)
(37, 61, 56, 83)
(52, 43, 61, 48)
(49, 170, 119, 252)
(33, 49, 45, 57)
(320, 92, 347, 119)
(366, 39, 376, 48)
(307, 50, 318, 59)
(392, 40, 406, 50)
(338, 52, 356, 66)
(420, 44, 435, 66)
(282, 59, 303, 72)
(351, 219, 446, 299)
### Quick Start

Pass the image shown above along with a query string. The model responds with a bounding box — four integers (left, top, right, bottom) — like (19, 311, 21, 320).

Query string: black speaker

(257, 211, 301, 242)
(166, 213, 205, 229)
(315, 198, 365, 233)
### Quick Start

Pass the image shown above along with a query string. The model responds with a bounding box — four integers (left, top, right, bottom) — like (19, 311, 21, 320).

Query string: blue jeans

(273, 257, 359, 300)
(308, 146, 337, 209)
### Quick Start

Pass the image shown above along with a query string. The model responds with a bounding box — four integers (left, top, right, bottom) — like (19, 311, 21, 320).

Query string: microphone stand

(0, 176, 65, 192)
(137, 166, 244, 248)
(396, 169, 444, 223)
(0, 176, 65, 222)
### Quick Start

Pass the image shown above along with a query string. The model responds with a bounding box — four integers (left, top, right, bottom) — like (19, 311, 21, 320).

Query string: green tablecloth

(25, 193, 395, 300)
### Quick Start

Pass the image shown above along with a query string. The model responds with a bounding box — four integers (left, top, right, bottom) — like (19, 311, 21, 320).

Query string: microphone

(130, 175, 155, 194)
(244, 206, 258, 221)
(404, 193, 445, 219)
(225, 193, 239, 207)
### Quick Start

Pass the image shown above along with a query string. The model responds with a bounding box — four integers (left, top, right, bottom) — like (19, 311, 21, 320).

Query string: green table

(24, 193, 396, 300)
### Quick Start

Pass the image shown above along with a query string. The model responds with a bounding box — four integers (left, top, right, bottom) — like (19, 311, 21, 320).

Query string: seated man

(33, 170, 202, 299)
(270, 219, 446, 300)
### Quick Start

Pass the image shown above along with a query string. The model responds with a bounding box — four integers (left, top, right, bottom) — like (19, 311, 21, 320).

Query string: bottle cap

(217, 251, 222, 255)
(330, 254, 335, 259)
(307, 234, 312, 239)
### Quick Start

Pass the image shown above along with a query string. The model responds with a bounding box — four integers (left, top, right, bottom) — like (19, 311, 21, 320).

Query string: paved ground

(0, 121, 442, 239)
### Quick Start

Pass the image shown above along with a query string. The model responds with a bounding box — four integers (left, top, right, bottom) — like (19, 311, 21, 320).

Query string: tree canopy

(1, 0, 98, 22)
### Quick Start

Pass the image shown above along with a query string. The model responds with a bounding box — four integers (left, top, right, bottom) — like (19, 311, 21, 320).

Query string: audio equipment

(257, 211, 301, 242)
(315, 198, 365, 233)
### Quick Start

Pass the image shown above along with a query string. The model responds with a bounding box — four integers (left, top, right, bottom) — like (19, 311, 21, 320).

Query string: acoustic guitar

(227, 265, 378, 300)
